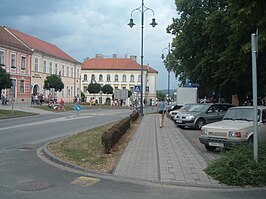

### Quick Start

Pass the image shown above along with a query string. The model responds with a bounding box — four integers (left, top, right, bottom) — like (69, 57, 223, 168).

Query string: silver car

(174, 103, 234, 129)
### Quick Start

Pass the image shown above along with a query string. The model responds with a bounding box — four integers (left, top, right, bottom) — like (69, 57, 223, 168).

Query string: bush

(101, 111, 139, 154)
(101, 117, 131, 154)
(205, 143, 266, 186)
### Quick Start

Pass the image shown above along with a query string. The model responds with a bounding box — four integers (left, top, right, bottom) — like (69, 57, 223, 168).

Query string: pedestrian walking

(157, 98, 166, 128)
(60, 99, 65, 111)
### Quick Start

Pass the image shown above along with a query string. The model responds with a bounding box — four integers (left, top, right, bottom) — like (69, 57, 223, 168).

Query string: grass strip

(0, 109, 38, 119)
(47, 119, 139, 173)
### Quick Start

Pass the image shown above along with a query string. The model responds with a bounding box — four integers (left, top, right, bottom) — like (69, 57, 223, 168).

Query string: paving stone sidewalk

(114, 114, 221, 187)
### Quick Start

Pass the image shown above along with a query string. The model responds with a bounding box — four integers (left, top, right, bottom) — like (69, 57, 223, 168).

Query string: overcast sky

(0, 0, 179, 90)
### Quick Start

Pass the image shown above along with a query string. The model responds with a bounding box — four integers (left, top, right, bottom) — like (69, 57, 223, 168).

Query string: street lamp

(128, 0, 157, 116)
(161, 43, 171, 102)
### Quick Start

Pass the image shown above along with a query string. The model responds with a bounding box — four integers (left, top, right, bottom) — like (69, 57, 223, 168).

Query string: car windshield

(188, 104, 208, 112)
(180, 104, 195, 111)
(223, 108, 260, 121)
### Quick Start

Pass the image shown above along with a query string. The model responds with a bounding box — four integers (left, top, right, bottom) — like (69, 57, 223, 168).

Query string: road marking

(0, 115, 93, 131)
(71, 176, 100, 186)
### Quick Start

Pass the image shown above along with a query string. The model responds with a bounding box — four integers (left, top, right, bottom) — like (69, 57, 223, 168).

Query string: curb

(40, 140, 266, 191)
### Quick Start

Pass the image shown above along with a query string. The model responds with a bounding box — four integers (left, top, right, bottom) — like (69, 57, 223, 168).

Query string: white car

(199, 106, 266, 151)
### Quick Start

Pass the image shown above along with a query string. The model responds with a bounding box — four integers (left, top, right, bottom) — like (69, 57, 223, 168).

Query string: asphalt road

(0, 107, 265, 199)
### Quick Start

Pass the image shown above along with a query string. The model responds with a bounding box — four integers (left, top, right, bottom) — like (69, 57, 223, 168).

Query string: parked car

(199, 106, 266, 151)
(167, 102, 183, 113)
(170, 103, 197, 119)
(174, 103, 234, 129)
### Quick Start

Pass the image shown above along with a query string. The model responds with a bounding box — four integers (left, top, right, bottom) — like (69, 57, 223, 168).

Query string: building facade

(3, 26, 81, 103)
(81, 54, 158, 106)
(0, 26, 33, 103)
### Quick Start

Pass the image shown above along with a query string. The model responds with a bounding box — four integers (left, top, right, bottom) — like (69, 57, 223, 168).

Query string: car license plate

(176, 120, 182, 123)
(209, 142, 224, 147)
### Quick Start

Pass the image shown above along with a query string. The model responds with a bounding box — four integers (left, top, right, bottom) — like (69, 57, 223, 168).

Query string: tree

(167, 0, 266, 103)
(0, 67, 12, 94)
(128, 90, 132, 98)
(87, 83, 101, 94)
(101, 84, 113, 94)
(43, 74, 64, 92)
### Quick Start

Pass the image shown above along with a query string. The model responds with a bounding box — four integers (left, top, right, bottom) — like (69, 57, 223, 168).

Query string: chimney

(95, 54, 104, 59)
(130, 55, 137, 62)
(83, 57, 90, 62)
(113, 54, 117, 58)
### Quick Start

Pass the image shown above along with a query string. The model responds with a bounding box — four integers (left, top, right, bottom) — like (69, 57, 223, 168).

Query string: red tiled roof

(4, 26, 79, 63)
(82, 58, 158, 73)
(0, 26, 32, 54)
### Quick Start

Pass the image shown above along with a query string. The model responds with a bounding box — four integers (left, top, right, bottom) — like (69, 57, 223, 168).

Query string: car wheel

(195, 118, 205, 129)
(205, 144, 216, 151)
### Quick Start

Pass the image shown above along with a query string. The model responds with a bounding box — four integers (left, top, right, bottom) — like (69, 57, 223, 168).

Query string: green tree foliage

(87, 83, 101, 94)
(43, 74, 64, 92)
(167, 0, 266, 102)
(101, 84, 113, 94)
(0, 67, 12, 94)
(128, 90, 132, 98)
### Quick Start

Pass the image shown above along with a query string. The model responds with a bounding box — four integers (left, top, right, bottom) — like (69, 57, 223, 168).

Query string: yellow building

(81, 54, 157, 106)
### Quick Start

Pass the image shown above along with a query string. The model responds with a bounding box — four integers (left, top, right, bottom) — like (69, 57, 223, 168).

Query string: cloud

(0, 0, 178, 90)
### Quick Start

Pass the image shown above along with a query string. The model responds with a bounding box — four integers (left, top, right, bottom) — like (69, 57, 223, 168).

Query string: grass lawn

(0, 109, 38, 119)
(47, 118, 141, 173)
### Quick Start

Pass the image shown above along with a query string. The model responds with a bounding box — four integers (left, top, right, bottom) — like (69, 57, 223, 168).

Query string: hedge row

(101, 110, 139, 154)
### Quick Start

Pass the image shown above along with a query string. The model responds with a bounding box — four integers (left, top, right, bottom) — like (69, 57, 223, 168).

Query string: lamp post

(161, 43, 171, 102)
(128, 0, 157, 116)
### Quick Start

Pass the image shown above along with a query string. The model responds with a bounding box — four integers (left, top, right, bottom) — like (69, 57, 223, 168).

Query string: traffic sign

(74, 104, 81, 111)
(134, 85, 141, 92)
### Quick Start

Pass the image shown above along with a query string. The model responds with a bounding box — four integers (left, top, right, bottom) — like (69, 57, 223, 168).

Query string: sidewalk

(0, 102, 51, 115)
(113, 114, 222, 187)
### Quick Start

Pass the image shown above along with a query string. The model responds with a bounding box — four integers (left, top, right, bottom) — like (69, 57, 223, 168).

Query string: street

(0, 108, 265, 199)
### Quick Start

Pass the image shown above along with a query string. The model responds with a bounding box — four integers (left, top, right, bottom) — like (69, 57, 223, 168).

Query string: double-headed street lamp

(128, 0, 157, 116)
(161, 43, 171, 101)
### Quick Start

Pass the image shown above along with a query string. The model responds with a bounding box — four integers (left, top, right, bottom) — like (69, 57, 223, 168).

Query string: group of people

(48, 98, 65, 111)
(1, 94, 10, 105)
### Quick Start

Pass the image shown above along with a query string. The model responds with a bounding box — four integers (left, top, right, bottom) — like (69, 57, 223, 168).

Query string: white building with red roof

(81, 54, 158, 106)
(3, 26, 81, 103)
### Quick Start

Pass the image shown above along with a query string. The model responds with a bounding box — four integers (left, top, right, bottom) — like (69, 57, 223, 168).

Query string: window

(122, 74, 126, 82)
(55, 63, 58, 75)
(0, 50, 4, 66)
(62, 65, 65, 76)
(130, 75, 134, 82)
(11, 53, 16, 68)
(83, 86, 88, 92)
(20, 79, 25, 93)
(99, 74, 103, 82)
(138, 75, 141, 82)
(84, 74, 87, 81)
(43, 60, 47, 73)
(115, 74, 119, 81)
(107, 74, 111, 82)
(21, 56, 26, 70)
(49, 62, 53, 74)
(71, 67, 74, 77)
(66, 66, 69, 77)
(77, 68, 80, 78)
(34, 58, 38, 71)
(91, 74, 95, 82)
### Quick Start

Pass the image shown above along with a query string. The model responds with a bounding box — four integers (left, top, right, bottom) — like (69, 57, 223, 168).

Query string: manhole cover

(17, 180, 55, 191)
(19, 146, 36, 151)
